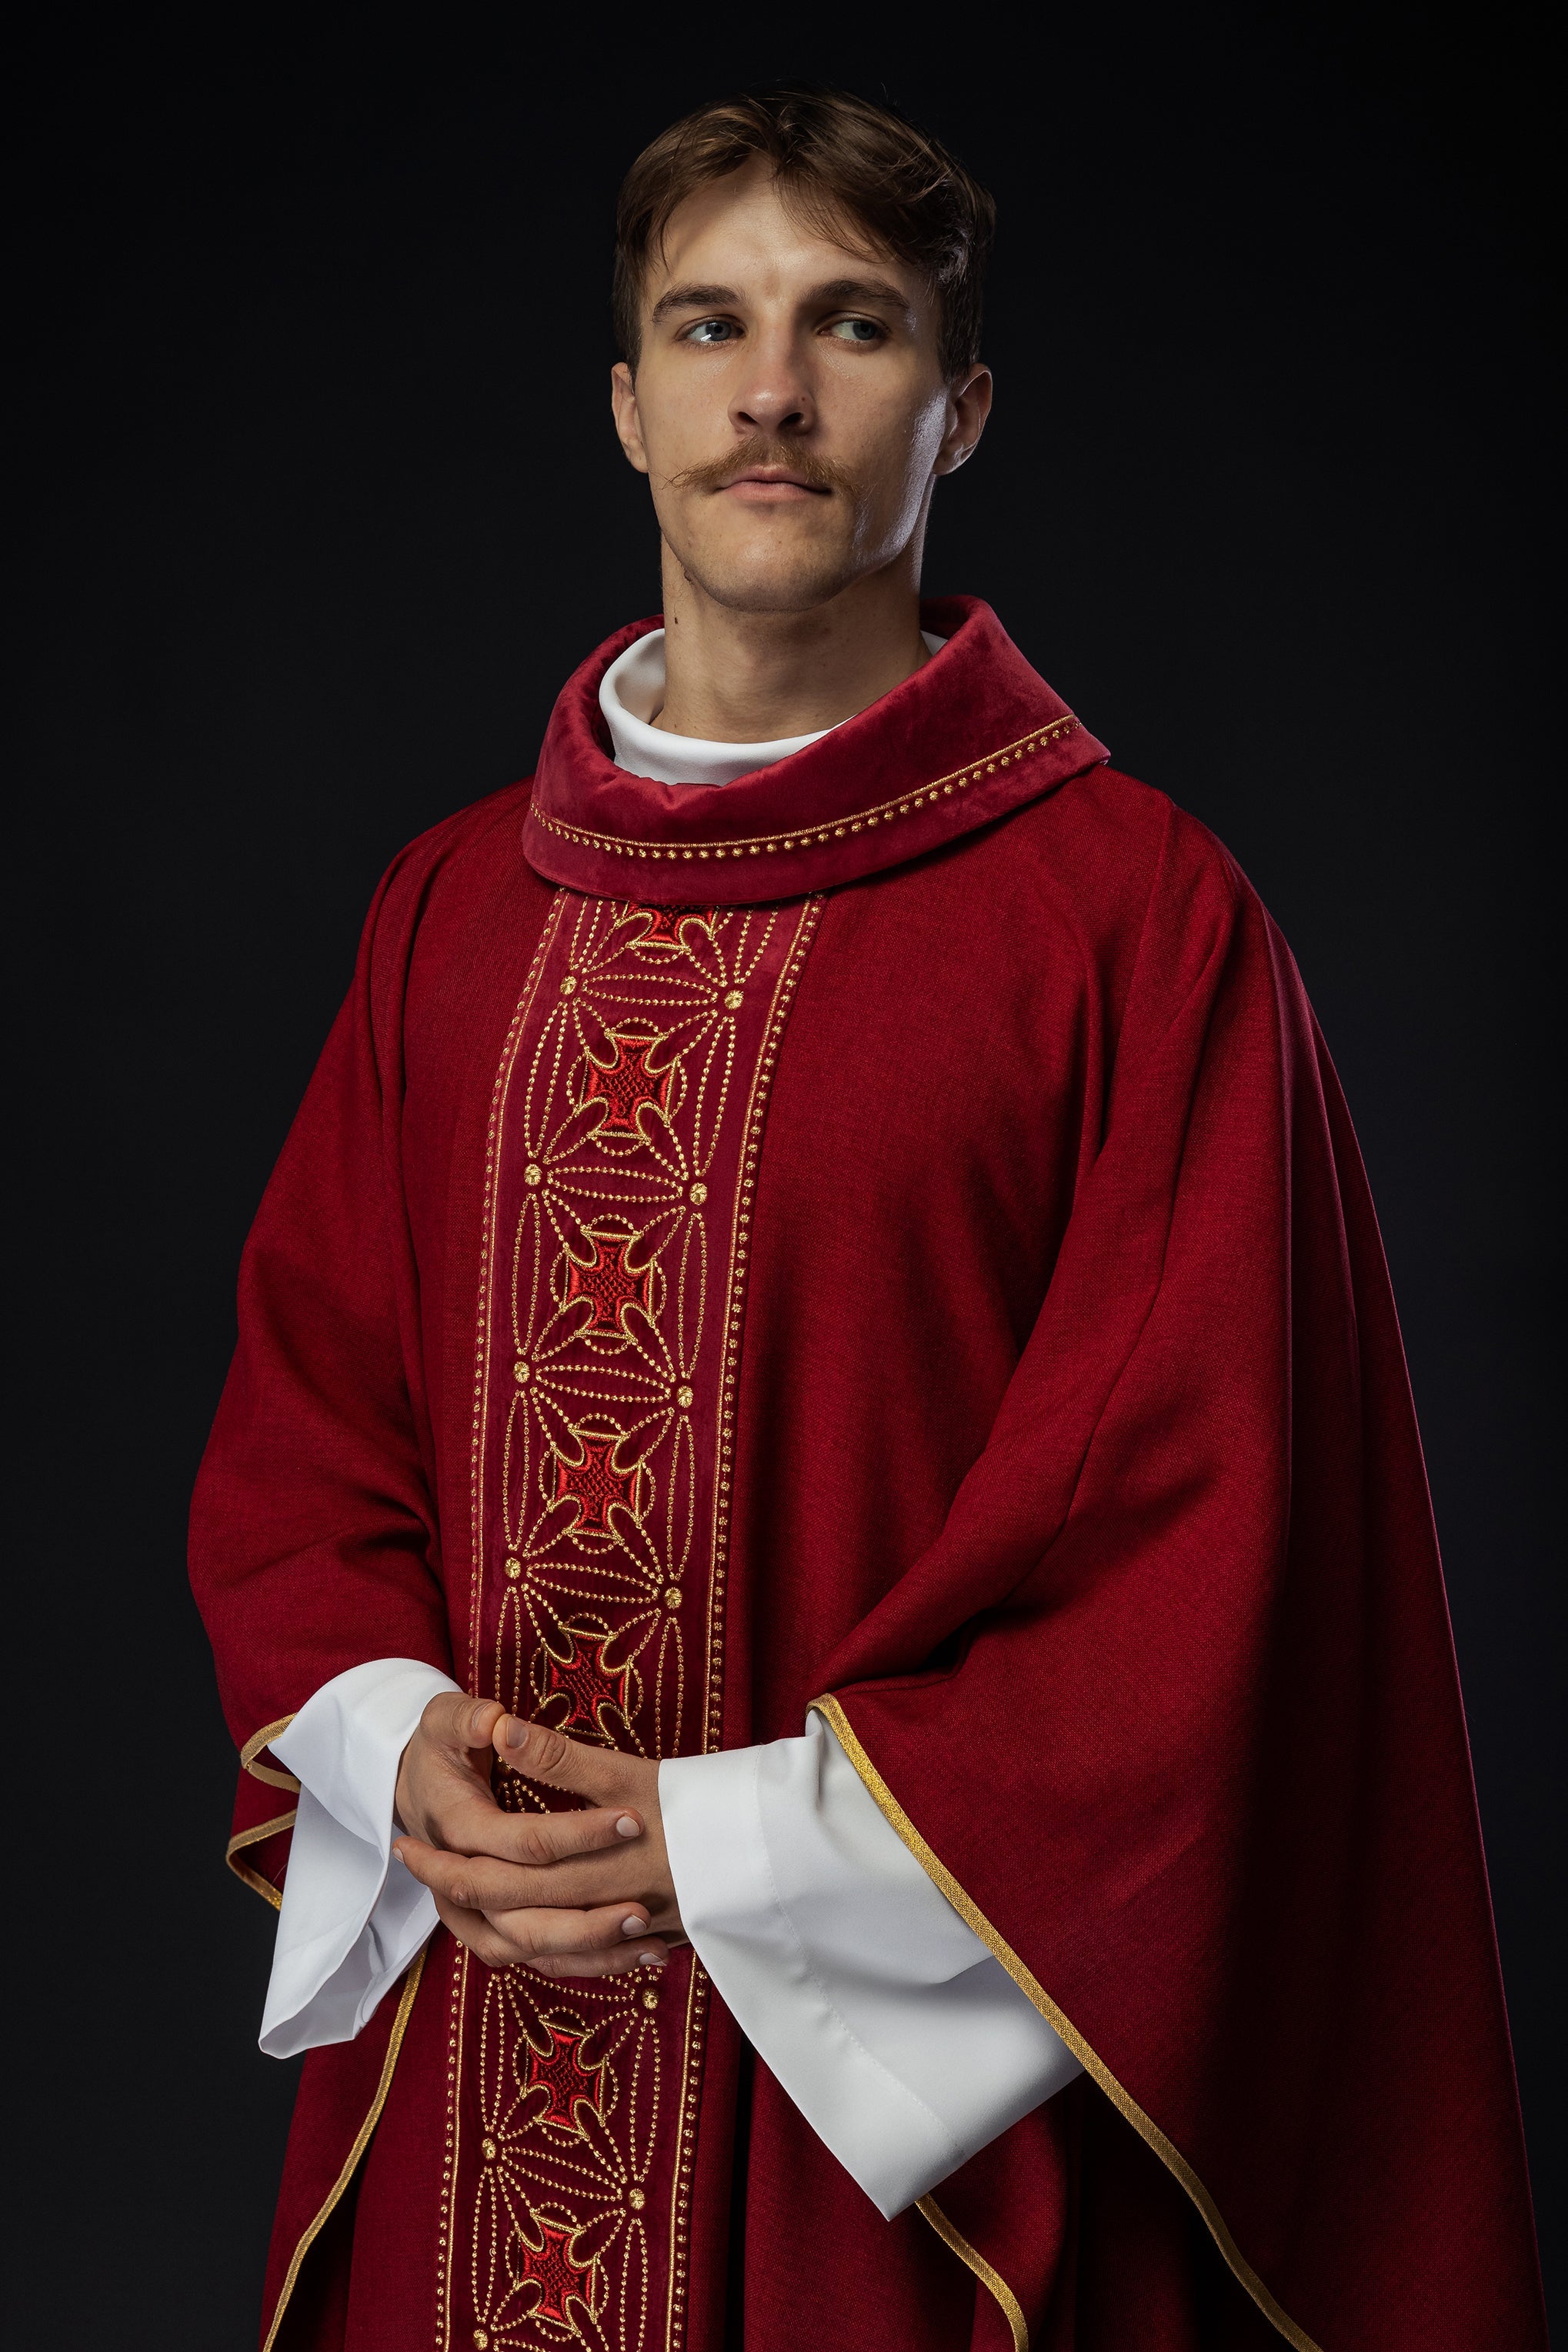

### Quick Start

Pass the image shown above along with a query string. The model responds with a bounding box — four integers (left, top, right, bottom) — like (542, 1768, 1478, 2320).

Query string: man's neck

(653, 550, 931, 742)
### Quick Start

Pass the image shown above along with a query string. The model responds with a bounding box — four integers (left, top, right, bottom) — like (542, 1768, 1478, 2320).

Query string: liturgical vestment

(191, 598, 1546, 2352)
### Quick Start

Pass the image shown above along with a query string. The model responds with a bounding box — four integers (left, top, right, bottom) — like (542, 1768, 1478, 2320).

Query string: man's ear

(933, 363, 994, 478)
(611, 360, 651, 476)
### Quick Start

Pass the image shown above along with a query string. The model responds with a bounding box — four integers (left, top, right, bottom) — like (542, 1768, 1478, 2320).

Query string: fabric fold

(661, 1714, 1080, 2217)
(260, 1657, 459, 2057)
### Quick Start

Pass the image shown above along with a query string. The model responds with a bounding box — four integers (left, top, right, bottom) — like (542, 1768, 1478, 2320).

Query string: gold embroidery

(810, 1696, 1323, 2352)
(443, 894, 822, 2351)
(916, 2196, 1029, 2352)
(532, 717, 1082, 862)
(469, 898, 569, 1682)
(261, 1947, 428, 2352)
(225, 1808, 298, 1909)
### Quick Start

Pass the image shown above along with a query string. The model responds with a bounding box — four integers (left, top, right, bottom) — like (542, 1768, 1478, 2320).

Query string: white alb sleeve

(660, 1713, 1082, 2217)
(259, 1657, 461, 2058)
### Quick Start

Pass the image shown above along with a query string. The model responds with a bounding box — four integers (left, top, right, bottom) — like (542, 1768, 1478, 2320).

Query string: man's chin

(672, 548, 866, 619)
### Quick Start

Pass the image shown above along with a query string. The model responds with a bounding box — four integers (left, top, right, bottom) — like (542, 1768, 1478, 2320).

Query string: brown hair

(612, 85, 996, 381)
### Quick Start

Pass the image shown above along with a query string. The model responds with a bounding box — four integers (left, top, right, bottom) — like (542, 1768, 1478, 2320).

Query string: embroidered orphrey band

(441, 892, 822, 2352)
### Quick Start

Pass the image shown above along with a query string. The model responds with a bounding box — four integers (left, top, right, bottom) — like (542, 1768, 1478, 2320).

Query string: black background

(12, 8, 1560, 2342)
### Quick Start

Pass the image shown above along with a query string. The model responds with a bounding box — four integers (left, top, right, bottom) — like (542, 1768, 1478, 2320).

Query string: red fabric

(522, 596, 1108, 903)
(192, 602, 1545, 2350)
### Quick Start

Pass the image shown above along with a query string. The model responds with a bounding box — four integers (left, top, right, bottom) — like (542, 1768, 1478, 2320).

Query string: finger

(482, 1902, 659, 1960)
(432, 1890, 517, 1969)
(495, 1716, 627, 1802)
(526, 1943, 672, 1980)
(429, 1691, 506, 1756)
(432, 1890, 669, 1973)
(395, 1838, 656, 1930)
(415, 1790, 642, 1867)
(396, 1833, 660, 1923)
(393, 1837, 554, 1917)
(495, 1803, 645, 1865)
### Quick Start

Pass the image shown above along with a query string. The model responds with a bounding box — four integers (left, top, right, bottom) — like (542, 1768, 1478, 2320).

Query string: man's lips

(719, 469, 831, 498)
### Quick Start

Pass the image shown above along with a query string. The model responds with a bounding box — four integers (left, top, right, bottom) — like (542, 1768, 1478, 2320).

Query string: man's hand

(392, 1696, 679, 1979)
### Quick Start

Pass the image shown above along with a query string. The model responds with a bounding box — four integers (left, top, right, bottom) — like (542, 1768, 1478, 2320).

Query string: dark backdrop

(12, 11, 1559, 2342)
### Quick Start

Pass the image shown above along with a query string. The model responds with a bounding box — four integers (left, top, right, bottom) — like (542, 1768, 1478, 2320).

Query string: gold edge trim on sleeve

(260, 1943, 429, 2352)
(532, 716, 1085, 860)
(917, 2194, 1029, 2351)
(242, 1715, 300, 1790)
(809, 1695, 1323, 2352)
(225, 1810, 299, 1910)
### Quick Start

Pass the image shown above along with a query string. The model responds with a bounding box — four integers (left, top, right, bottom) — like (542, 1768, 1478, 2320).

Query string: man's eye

(826, 318, 883, 344)
(684, 319, 739, 345)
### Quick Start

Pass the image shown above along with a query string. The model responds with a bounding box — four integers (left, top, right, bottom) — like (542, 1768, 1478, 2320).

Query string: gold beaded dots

(532, 716, 1081, 862)
(699, 897, 823, 1760)
(468, 894, 563, 1683)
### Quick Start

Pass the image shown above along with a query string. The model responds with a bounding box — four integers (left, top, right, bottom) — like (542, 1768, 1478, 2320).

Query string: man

(192, 85, 1546, 2352)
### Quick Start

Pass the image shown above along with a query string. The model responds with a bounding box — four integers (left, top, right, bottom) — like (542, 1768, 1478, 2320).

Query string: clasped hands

(392, 1693, 679, 1978)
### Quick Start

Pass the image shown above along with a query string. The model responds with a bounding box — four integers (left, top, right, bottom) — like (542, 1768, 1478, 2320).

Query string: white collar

(600, 628, 944, 787)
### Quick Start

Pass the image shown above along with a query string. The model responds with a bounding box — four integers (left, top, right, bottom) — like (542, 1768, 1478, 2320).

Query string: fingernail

(502, 1716, 528, 1751)
(392, 1843, 406, 1863)
(616, 1814, 640, 1839)
(638, 1952, 666, 1967)
(620, 1915, 646, 1937)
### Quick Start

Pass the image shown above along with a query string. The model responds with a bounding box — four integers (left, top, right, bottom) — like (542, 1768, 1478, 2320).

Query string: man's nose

(729, 335, 815, 439)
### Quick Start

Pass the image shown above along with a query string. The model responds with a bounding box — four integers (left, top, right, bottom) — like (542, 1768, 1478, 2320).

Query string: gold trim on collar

(534, 715, 1083, 864)
(809, 1695, 1323, 2352)
(225, 1810, 299, 1910)
(261, 1946, 427, 2352)
(241, 1714, 301, 1792)
(918, 2194, 1029, 2350)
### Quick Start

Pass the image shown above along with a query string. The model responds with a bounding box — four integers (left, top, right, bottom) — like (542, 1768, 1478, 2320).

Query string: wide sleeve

(661, 1713, 1080, 2217)
(190, 856, 458, 1907)
(812, 819, 1545, 2350)
(259, 1657, 460, 2055)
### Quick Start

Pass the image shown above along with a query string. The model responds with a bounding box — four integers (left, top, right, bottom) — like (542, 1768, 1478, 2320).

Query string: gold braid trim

(809, 1695, 1323, 2352)
(242, 1714, 302, 1792)
(918, 2194, 1029, 2350)
(225, 1809, 299, 1910)
(533, 716, 1083, 863)
(261, 1945, 428, 2352)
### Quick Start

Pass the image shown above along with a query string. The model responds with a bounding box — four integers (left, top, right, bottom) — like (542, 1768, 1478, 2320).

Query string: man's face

(611, 158, 988, 615)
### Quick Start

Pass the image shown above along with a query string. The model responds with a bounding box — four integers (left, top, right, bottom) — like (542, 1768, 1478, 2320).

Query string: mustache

(668, 435, 855, 496)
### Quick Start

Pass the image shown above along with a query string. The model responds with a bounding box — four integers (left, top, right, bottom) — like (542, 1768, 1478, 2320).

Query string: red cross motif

(553, 1433, 642, 1536)
(582, 1028, 673, 1135)
(617, 902, 718, 950)
(525, 2025, 604, 2133)
(564, 1230, 655, 1336)
(540, 1626, 633, 1735)
(508, 2214, 598, 2325)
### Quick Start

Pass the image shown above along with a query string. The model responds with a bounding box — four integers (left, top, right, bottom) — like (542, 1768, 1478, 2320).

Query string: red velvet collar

(522, 596, 1109, 905)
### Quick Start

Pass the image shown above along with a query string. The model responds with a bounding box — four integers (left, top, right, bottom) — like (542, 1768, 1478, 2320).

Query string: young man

(192, 87, 1546, 2352)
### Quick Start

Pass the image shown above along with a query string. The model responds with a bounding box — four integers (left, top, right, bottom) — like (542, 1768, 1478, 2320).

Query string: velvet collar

(522, 596, 1109, 905)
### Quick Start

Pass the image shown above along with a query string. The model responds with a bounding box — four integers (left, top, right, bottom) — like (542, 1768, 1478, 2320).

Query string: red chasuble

(191, 599, 1546, 2352)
